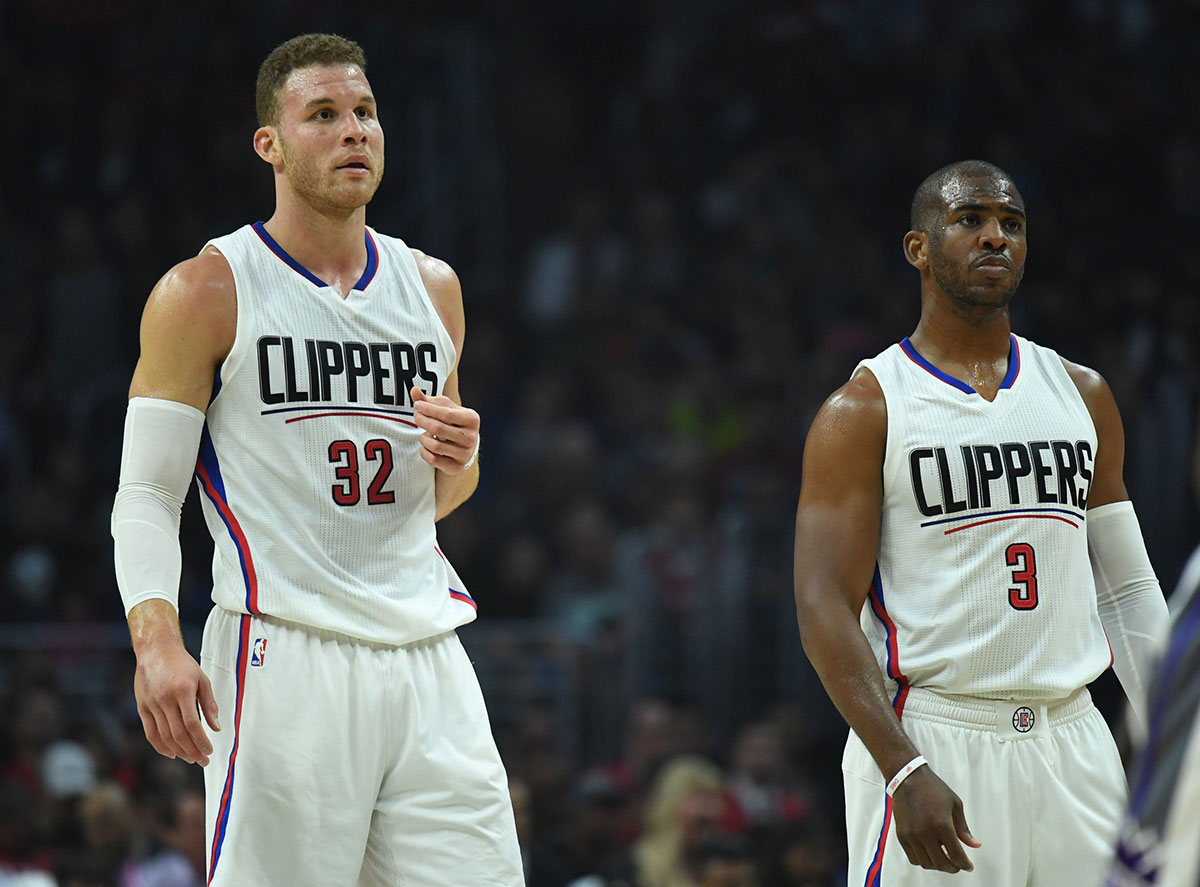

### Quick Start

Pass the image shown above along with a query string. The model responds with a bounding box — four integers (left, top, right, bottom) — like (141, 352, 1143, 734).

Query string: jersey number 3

(1006, 543, 1038, 610)
(329, 439, 396, 506)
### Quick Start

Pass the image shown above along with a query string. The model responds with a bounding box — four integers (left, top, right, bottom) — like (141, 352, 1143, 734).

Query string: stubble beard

(279, 139, 384, 216)
(929, 249, 1023, 310)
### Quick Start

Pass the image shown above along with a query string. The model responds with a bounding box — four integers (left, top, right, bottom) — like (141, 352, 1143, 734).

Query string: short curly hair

(256, 33, 367, 127)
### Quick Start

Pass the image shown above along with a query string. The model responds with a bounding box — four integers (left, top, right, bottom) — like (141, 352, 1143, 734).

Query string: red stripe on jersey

(944, 513, 1079, 535)
(284, 411, 419, 427)
(195, 461, 261, 614)
(208, 615, 252, 883)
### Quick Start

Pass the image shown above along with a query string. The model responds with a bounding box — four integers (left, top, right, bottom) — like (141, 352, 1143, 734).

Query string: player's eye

(315, 109, 333, 120)
(356, 107, 371, 118)
(1004, 218, 1023, 232)
(959, 214, 979, 226)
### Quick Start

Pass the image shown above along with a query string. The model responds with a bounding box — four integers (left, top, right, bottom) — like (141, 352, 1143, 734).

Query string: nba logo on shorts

(251, 637, 268, 667)
(1013, 706, 1035, 733)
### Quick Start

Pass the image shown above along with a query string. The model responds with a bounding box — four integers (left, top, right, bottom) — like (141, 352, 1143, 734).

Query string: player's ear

(903, 230, 928, 270)
(253, 126, 283, 167)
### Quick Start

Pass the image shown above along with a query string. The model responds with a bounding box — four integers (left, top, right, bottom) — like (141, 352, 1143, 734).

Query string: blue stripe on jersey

(899, 335, 1019, 395)
(252, 221, 379, 291)
(357, 230, 379, 291)
(197, 425, 227, 501)
(864, 794, 892, 886)
(920, 505, 1085, 528)
(196, 427, 259, 613)
(999, 335, 1020, 389)
(867, 566, 901, 684)
(208, 616, 250, 882)
(900, 338, 974, 394)
(259, 404, 415, 417)
(209, 367, 223, 406)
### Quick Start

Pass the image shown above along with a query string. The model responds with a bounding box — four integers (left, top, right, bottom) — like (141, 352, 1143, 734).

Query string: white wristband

(463, 436, 480, 471)
(886, 755, 928, 797)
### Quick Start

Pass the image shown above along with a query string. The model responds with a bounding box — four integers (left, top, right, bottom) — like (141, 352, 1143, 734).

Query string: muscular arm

(412, 250, 480, 521)
(794, 370, 978, 873)
(121, 247, 236, 765)
(1064, 359, 1169, 725)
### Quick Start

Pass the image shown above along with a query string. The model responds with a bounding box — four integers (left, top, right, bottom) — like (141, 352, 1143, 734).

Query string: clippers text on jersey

(909, 439, 1094, 517)
(256, 335, 441, 407)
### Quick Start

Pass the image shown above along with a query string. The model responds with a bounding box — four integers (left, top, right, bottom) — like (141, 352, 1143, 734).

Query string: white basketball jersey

(194, 223, 476, 646)
(858, 334, 1112, 702)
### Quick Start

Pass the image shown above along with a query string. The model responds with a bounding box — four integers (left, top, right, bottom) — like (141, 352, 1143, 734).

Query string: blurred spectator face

(781, 834, 835, 886)
(699, 859, 757, 887)
(15, 688, 63, 753)
(164, 790, 207, 876)
(731, 723, 784, 784)
(79, 783, 133, 855)
(676, 783, 723, 847)
(559, 502, 615, 575)
(626, 698, 677, 777)
(266, 64, 385, 213)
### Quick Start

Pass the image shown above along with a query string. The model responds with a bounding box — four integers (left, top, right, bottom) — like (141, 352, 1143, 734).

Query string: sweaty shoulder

(1059, 356, 1119, 423)
(410, 249, 464, 353)
(129, 246, 237, 407)
(813, 366, 888, 445)
(148, 246, 237, 352)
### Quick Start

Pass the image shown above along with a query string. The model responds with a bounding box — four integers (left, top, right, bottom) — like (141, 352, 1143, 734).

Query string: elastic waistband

(240, 608, 455, 652)
(900, 685, 1094, 734)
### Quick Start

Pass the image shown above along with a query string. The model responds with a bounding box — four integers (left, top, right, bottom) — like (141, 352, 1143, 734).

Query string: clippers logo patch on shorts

(1013, 706, 1035, 733)
(251, 637, 268, 667)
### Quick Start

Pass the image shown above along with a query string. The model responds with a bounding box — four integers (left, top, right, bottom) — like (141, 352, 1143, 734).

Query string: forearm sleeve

(111, 397, 206, 616)
(1088, 500, 1170, 728)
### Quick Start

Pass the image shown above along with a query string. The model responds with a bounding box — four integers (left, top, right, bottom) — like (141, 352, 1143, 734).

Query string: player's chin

(328, 178, 381, 207)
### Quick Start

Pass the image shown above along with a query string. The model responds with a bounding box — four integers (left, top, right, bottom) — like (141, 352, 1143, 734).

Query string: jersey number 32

(329, 439, 395, 506)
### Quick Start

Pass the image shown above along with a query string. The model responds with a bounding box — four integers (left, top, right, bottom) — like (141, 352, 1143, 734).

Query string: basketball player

(792, 160, 1170, 885)
(1107, 429, 1200, 887)
(110, 34, 524, 886)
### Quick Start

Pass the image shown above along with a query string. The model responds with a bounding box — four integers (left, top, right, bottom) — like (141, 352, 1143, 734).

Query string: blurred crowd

(1, 0, 1198, 885)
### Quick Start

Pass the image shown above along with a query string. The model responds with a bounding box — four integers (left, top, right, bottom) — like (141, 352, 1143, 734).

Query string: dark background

(1, 2, 1198, 885)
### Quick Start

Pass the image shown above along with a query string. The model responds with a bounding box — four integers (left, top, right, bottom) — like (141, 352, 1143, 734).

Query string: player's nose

(341, 115, 369, 145)
(979, 216, 1009, 251)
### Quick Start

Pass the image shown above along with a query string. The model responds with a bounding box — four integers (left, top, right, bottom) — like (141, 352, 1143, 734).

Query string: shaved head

(911, 160, 1020, 233)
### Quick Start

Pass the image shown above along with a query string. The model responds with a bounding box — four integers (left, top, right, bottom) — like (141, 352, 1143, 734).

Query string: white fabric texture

(1088, 500, 1170, 729)
(111, 397, 206, 615)
(844, 691, 1125, 886)
(200, 608, 523, 887)
(196, 225, 473, 644)
(856, 335, 1111, 701)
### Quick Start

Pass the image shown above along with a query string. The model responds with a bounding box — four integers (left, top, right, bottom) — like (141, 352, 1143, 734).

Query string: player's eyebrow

(949, 201, 1026, 219)
(303, 95, 376, 110)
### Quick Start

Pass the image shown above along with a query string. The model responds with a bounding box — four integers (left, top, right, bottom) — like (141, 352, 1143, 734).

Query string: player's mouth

(973, 255, 1011, 277)
(336, 155, 372, 174)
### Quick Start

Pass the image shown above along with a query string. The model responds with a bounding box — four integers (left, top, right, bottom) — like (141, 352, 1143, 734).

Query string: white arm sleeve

(1088, 500, 1170, 729)
(111, 397, 206, 616)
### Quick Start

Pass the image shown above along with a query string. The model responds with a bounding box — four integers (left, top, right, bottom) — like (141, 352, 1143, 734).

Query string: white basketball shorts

(844, 685, 1126, 887)
(199, 606, 524, 886)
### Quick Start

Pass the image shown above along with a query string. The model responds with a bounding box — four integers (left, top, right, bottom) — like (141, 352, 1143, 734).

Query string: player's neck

(911, 298, 1011, 364)
(262, 196, 368, 295)
(909, 302, 1014, 400)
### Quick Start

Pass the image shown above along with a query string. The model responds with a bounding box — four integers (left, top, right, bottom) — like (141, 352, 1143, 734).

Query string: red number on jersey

(1006, 542, 1038, 610)
(328, 440, 360, 505)
(363, 439, 396, 504)
(328, 439, 395, 506)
